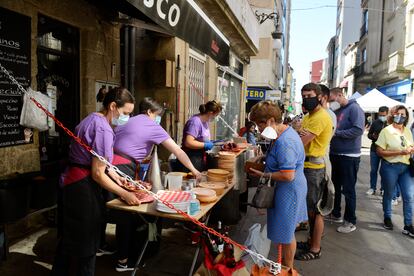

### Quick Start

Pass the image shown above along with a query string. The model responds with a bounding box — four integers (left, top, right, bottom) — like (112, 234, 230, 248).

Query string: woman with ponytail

(51, 87, 140, 276)
(177, 100, 222, 171)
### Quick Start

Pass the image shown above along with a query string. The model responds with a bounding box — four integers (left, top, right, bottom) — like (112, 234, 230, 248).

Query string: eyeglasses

(400, 136, 407, 148)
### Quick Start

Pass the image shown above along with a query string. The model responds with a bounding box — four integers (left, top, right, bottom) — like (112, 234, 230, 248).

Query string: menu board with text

(0, 7, 31, 147)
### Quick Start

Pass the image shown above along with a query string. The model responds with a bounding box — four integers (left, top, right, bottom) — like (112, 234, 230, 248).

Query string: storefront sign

(378, 79, 412, 97)
(122, 0, 230, 65)
(265, 90, 282, 101)
(246, 88, 266, 100)
(0, 7, 31, 148)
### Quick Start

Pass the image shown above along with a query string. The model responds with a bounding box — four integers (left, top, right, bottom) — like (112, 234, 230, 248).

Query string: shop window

(188, 50, 206, 117)
(216, 73, 241, 140)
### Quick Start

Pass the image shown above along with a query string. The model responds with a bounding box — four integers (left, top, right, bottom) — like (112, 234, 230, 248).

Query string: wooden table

(106, 183, 235, 276)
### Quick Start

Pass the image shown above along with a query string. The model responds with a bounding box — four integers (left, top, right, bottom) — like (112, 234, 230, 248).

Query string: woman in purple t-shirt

(178, 100, 222, 171)
(112, 97, 201, 271)
(51, 87, 139, 276)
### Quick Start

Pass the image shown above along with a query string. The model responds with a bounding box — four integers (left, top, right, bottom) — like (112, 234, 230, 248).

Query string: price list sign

(0, 7, 31, 147)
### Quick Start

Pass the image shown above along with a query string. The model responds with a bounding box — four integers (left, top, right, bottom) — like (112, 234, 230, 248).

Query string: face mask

(302, 96, 319, 112)
(155, 115, 162, 125)
(378, 116, 387, 123)
(261, 126, 278, 140)
(112, 113, 129, 126)
(329, 101, 341, 111)
(393, 114, 406, 125)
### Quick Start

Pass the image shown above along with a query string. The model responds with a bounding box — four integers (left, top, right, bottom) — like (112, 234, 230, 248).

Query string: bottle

(216, 221, 224, 253)
(207, 233, 219, 258)
(189, 191, 200, 216)
(223, 228, 236, 268)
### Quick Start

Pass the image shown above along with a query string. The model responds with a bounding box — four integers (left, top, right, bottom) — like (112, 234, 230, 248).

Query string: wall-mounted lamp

(255, 11, 278, 25)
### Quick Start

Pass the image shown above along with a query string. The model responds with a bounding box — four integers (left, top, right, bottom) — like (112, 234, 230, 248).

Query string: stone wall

(0, 0, 121, 178)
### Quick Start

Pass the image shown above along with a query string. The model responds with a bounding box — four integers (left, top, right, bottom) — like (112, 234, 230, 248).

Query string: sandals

(296, 241, 310, 251)
(295, 248, 321, 261)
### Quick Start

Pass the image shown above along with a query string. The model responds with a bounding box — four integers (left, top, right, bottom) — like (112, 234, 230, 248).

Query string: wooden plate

(198, 182, 226, 195)
(208, 169, 230, 176)
(192, 188, 217, 203)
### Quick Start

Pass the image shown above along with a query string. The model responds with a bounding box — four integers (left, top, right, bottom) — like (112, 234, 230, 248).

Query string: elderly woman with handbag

(248, 101, 308, 269)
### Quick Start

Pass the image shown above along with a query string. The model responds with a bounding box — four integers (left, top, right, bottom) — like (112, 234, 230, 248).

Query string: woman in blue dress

(248, 101, 308, 269)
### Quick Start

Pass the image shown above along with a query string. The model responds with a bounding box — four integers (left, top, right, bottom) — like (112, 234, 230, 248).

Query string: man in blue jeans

(327, 88, 365, 233)
(366, 106, 389, 196)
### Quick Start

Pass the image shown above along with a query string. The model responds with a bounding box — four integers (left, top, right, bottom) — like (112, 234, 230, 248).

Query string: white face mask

(155, 115, 162, 124)
(261, 126, 278, 140)
(329, 101, 341, 112)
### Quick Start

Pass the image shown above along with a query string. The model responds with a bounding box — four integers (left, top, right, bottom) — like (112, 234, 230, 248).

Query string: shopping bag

(20, 88, 50, 131)
(244, 223, 271, 262)
(251, 177, 274, 209)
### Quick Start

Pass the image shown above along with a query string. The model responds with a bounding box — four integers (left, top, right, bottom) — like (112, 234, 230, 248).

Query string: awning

(339, 79, 348, 88)
(93, 0, 230, 65)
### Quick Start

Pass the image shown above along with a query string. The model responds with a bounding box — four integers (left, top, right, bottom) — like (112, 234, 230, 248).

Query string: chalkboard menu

(0, 7, 31, 147)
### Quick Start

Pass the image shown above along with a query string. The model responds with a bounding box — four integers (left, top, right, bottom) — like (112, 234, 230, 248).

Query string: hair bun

(199, 104, 206, 113)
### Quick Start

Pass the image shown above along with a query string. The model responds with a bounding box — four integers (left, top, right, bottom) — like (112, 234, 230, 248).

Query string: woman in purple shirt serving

(112, 97, 201, 271)
(51, 87, 140, 276)
(177, 100, 222, 172)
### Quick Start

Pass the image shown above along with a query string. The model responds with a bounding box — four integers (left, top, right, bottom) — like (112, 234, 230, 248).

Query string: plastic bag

(20, 88, 50, 131)
(243, 223, 271, 267)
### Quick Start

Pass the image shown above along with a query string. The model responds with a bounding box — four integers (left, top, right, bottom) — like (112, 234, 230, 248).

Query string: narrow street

(1, 149, 413, 276)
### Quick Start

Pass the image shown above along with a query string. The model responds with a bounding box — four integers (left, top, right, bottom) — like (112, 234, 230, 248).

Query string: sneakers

(402, 225, 414, 238)
(116, 261, 135, 272)
(337, 221, 356, 234)
(391, 199, 399, 206)
(383, 218, 393, 230)
(365, 188, 375, 195)
(96, 244, 116, 257)
(324, 214, 343, 223)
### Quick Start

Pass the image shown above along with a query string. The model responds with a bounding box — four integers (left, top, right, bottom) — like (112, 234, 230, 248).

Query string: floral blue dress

(265, 127, 308, 244)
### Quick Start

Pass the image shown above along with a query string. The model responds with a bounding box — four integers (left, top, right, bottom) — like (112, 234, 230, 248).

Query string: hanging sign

(246, 88, 266, 100)
(0, 7, 31, 147)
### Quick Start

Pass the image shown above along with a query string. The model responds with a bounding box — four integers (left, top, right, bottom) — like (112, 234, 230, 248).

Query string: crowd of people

(246, 83, 414, 270)
(50, 82, 414, 275)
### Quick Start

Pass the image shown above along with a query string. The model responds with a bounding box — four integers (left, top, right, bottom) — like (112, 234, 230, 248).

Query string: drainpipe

(175, 54, 181, 142)
(128, 26, 136, 94)
(122, 26, 129, 88)
(379, 0, 385, 61)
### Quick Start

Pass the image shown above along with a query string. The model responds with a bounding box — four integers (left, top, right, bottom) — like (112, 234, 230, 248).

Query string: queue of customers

(247, 83, 414, 270)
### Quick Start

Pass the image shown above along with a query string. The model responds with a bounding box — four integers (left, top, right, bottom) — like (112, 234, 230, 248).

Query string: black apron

(60, 165, 104, 257)
(175, 148, 206, 172)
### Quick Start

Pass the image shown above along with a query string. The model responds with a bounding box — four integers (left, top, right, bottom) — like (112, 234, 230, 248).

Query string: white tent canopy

(356, 89, 403, 112)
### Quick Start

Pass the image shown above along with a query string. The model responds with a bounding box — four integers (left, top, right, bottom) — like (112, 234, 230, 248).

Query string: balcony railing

(373, 51, 406, 77)
(353, 62, 365, 78)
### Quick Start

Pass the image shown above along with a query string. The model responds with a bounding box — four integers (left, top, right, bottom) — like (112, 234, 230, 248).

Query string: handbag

(408, 157, 414, 177)
(251, 175, 274, 209)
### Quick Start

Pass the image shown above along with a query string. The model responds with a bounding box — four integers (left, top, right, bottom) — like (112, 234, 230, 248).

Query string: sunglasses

(400, 136, 407, 148)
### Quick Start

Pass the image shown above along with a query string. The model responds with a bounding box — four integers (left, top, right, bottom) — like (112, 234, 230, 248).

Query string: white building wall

(335, 0, 361, 86)
(405, 0, 414, 70)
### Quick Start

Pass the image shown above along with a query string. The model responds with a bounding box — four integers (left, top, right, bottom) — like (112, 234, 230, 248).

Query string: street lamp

(255, 11, 278, 25)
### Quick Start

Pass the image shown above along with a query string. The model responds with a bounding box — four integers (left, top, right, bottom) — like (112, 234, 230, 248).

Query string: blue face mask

(393, 114, 406, 125)
(112, 113, 129, 126)
(155, 115, 162, 125)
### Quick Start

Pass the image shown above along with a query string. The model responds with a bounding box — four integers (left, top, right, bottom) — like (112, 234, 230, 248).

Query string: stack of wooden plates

(207, 169, 230, 184)
(192, 187, 217, 203)
(155, 190, 191, 213)
(217, 152, 236, 184)
(198, 182, 226, 195)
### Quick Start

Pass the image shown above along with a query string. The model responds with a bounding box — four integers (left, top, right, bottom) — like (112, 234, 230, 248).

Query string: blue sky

(289, 1, 337, 103)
